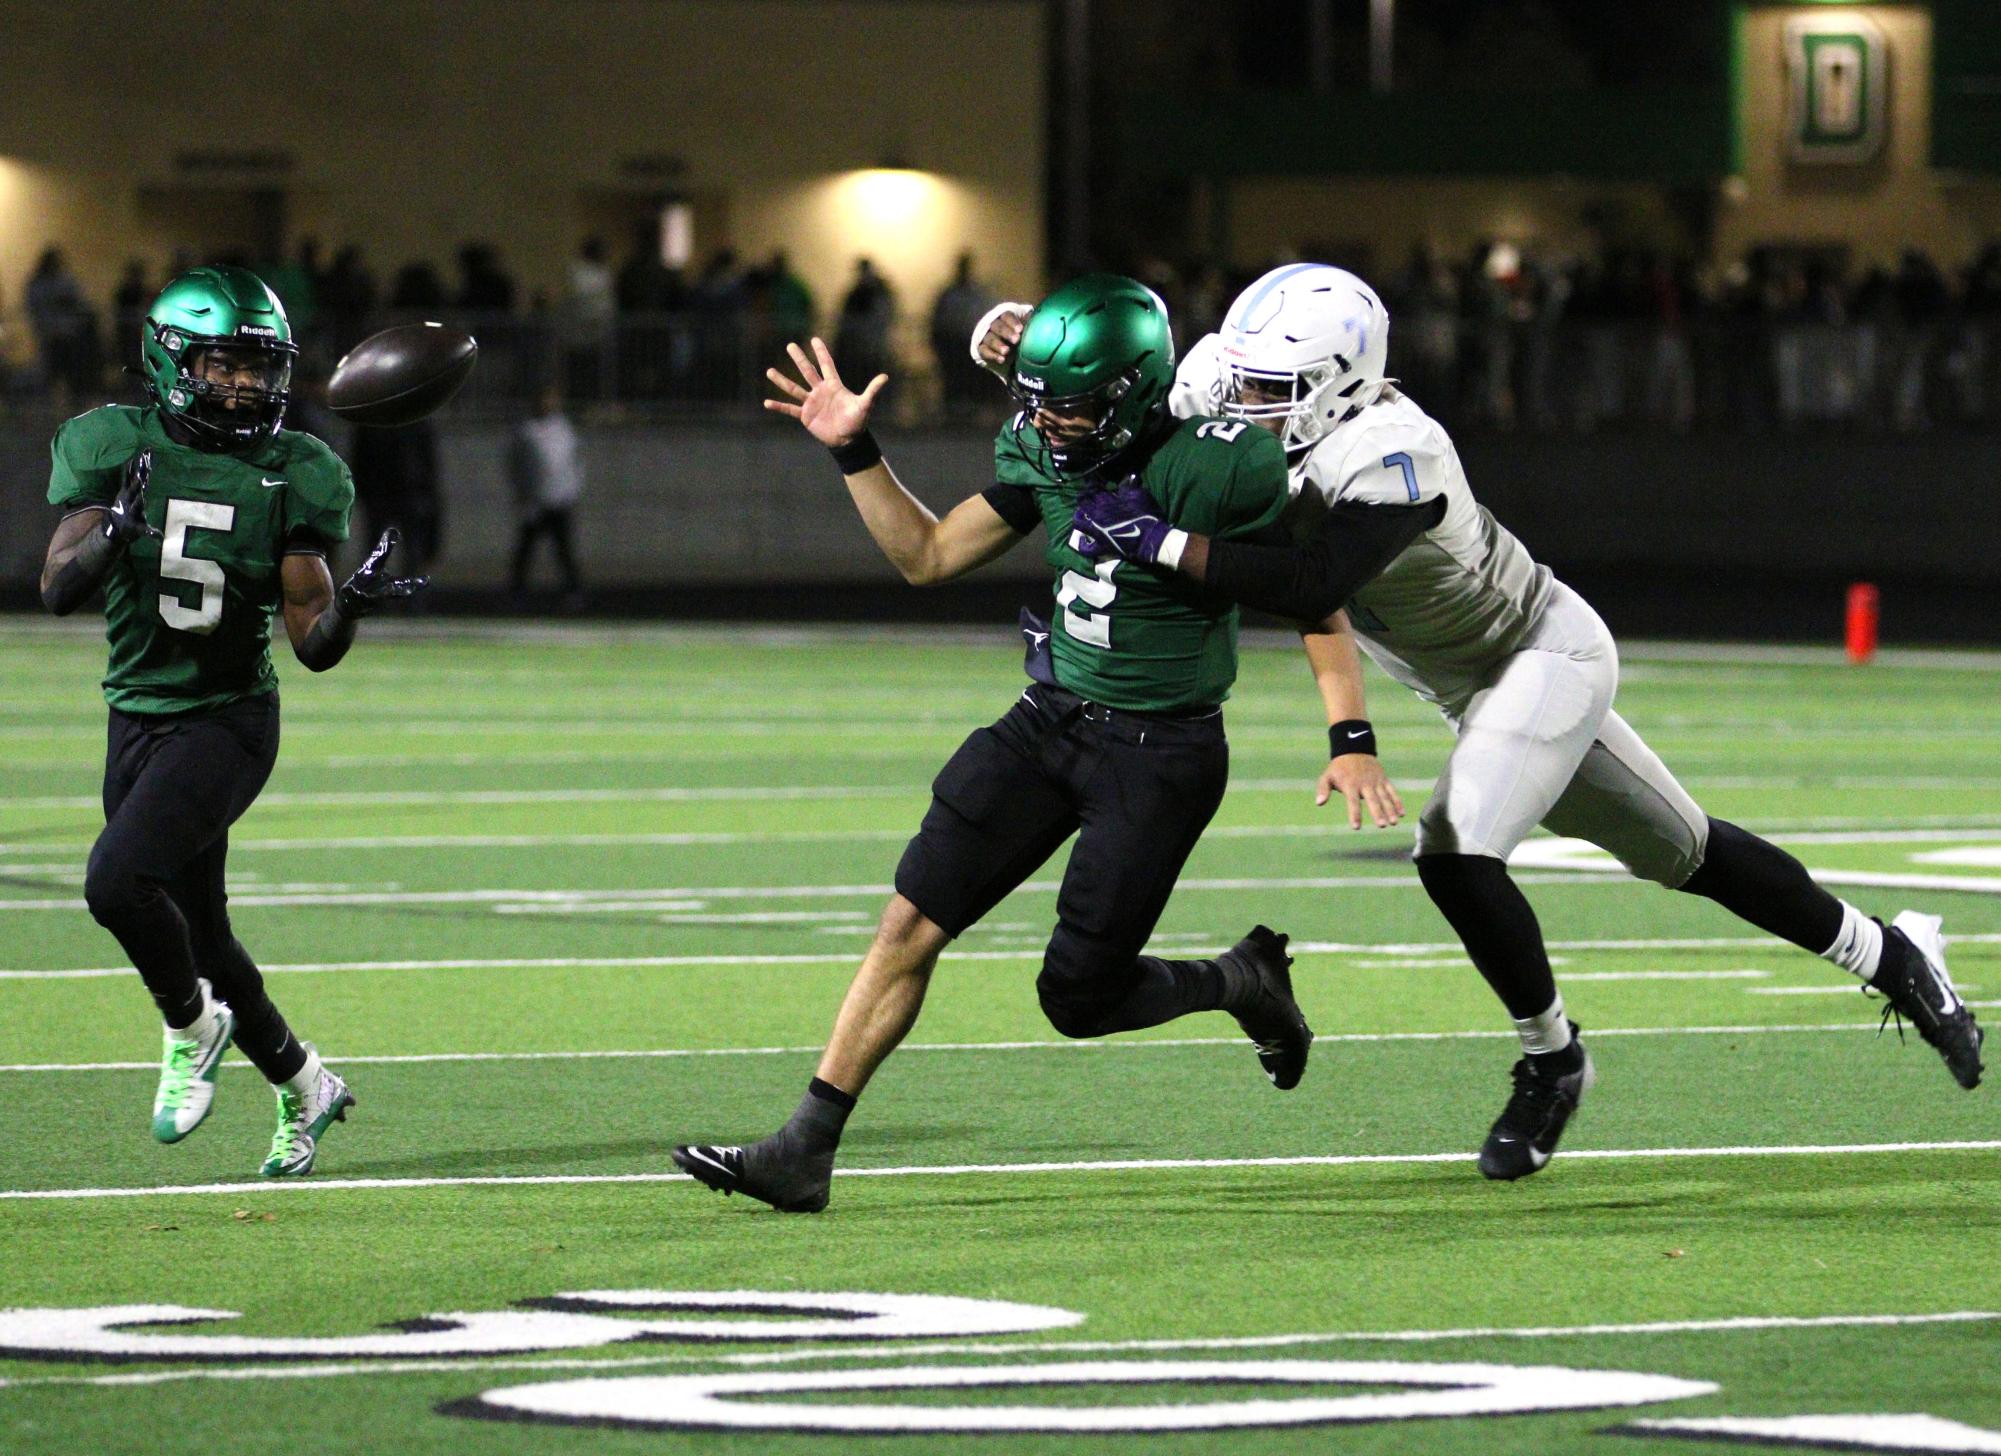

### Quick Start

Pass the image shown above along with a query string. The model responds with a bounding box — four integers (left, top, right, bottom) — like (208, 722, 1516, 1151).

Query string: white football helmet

(1217, 264, 1391, 454)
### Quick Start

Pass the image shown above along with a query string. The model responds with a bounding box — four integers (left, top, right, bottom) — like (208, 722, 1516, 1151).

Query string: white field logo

(0, 1289, 1728, 1436)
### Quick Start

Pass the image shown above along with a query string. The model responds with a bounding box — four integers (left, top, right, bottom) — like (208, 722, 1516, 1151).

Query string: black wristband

(829, 430, 883, 474)
(1329, 719, 1377, 759)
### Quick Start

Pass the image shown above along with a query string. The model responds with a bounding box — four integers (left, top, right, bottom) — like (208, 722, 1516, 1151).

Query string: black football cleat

(1219, 925, 1313, 1090)
(672, 1133, 834, 1214)
(1868, 912, 1984, 1090)
(1478, 1024, 1596, 1181)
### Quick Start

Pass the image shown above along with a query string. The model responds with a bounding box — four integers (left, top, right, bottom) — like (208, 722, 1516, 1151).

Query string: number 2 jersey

(47, 405, 355, 715)
(1172, 338, 1553, 704)
(985, 415, 1290, 713)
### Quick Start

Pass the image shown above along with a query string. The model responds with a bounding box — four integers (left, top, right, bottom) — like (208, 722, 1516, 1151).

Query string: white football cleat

(151, 979, 234, 1144)
(261, 1052, 355, 1178)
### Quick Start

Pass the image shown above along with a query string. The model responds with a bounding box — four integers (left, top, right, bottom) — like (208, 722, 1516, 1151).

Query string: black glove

(336, 529, 429, 617)
(104, 452, 163, 545)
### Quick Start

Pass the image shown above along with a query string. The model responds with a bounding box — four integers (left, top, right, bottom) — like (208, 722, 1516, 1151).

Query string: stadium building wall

(0, 0, 1045, 331)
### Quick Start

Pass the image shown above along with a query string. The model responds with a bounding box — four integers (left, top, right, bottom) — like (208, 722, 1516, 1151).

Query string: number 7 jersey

(992, 415, 1290, 713)
(47, 405, 355, 714)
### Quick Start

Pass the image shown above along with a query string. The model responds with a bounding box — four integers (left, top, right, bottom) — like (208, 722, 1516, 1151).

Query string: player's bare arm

(40, 452, 161, 616)
(1300, 610, 1403, 829)
(288, 529, 428, 672)
(766, 336, 1021, 584)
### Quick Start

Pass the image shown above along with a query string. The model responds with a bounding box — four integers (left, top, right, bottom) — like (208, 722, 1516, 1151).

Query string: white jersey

(1170, 339, 1553, 703)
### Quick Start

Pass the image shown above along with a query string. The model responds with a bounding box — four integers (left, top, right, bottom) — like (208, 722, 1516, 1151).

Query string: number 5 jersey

(48, 405, 355, 714)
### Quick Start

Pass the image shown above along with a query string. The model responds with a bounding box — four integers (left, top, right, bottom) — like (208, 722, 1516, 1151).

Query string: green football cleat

(151, 985, 234, 1144)
(260, 1061, 354, 1178)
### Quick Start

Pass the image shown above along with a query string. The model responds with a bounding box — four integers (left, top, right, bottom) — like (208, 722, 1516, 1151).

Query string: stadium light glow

(844, 167, 941, 228)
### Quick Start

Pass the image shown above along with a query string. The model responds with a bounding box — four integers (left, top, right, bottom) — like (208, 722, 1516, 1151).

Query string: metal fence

(6, 307, 2001, 433)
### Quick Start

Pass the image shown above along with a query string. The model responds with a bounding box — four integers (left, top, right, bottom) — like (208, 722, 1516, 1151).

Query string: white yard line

(7, 935, 1999, 981)
(0, 873, 1621, 913)
(0, 785, 915, 812)
(17, 821, 2001, 858)
(0, 1019, 1894, 1073)
(11, 774, 2001, 812)
(1, 1309, 1993, 1393)
(3, 1138, 1995, 1203)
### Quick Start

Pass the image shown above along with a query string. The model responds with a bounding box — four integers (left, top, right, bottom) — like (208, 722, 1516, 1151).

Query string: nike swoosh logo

(261, 477, 284, 489)
(683, 1147, 736, 1179)
(1346, 728, 1369, 739)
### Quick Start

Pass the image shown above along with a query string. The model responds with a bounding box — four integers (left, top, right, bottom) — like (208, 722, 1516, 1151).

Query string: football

(327, 321, 479, 426)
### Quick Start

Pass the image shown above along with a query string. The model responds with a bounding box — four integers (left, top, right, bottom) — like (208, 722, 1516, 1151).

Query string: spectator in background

(743, 251, 813, 401)
(1390, 243, 1460, 413)
(691, 249, 748, 399)
(322, 246, 378, 353)
(112, 261, 150, 373)
(262, 239, 323, 340)
(389, 259, 447, 311)
(929, 252, 993, 414)
(25, 248, 100, 404)
(508, 383, 585, 608)
(1641, 253, 1696, 432)
(1891, 248, 1949, 433)
(1954, 242, 2001, 422)
(760, 250, 814, 348)
(559, 237, 616, 402)
(616, 222, 688, 400)
(455, 243, 517, 312)
(348, 418, 443, 581)
(835, 257, 896, 397)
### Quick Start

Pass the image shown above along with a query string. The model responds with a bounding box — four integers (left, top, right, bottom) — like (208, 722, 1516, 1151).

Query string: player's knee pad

(1035, 929, 1130, 1040)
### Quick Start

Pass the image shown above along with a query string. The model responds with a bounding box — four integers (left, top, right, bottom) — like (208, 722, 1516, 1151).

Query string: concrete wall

(8, 418, 1996, 626)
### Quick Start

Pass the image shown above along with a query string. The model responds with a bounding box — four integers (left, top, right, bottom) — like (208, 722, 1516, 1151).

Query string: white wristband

(1156, 528, 1190, 572)
(970, 301, 1033, 373)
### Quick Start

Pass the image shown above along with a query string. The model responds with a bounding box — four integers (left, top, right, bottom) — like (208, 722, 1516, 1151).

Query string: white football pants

(1413, 583, 1710, 886)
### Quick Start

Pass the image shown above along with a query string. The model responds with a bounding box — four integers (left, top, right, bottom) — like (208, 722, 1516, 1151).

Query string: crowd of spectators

(1135, 239, 2001, 435)
(11, 233, 2001, 432)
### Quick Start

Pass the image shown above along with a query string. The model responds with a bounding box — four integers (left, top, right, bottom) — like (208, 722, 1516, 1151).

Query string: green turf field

(1, 617, 1996, 1454)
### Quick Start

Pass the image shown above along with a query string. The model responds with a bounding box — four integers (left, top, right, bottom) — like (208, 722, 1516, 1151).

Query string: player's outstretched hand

(1316, 753, 1405, 830)
(764, 337, 887, 448)
(105, 451, 164, 545)
(971, 302, 1032, 378)
(337, 529, 428, 617)
(1071, 477, 1173, 565)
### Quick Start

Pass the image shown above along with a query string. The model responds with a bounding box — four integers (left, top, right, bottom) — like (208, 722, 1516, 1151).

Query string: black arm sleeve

(980, 481, 1040, 535)
(40, 514, 119, 617)
(293, 597, 358, 674)
(1199, 496, 1446, 621)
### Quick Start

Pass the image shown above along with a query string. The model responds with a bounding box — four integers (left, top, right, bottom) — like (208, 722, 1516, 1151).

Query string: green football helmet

(140, 266, 298, 453)
(1006, 273, 1175, 479)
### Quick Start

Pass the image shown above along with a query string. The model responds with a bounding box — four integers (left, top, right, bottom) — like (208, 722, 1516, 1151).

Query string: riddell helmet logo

(1017, 375, 1045, 390)
(237, 324, 278, 337)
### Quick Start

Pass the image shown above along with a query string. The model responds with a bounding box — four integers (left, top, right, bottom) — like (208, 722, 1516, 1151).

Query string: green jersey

(995, 416, 1289, 712)
(47, 405, 355, 716)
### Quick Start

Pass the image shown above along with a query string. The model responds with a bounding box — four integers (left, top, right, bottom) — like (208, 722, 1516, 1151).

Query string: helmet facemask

(146, 321, 297, 454)
(1007, 367, 1142, 479)
(1223, 357, 1350, 457)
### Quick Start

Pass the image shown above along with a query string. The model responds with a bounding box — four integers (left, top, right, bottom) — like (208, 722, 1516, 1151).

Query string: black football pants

(894, 684, 1230, 1037)
(85, 693, 306, 1084)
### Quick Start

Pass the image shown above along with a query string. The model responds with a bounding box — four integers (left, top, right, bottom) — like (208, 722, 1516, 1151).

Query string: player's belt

(1036, 684, 1223, 725)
